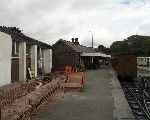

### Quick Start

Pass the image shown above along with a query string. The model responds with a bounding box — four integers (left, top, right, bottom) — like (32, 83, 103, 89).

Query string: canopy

(81, 52, 111, 58)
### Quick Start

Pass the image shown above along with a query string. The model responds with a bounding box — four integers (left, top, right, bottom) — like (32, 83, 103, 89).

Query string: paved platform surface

(111, 70, 135, 120)
(31, 68, 134, 120)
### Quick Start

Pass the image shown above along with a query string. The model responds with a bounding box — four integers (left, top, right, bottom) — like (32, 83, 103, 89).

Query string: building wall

(0, 32, 12, 86)
(53, 41, 80, 71)
(43, 49, 52, 73)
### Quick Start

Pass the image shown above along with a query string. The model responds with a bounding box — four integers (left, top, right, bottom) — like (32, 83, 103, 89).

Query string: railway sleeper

(127, 97, 136, 102)
(131, 104, 140, 110)
(125, 94, 134, 98)
(135, 116, 146, 120)
(145, 100, 150, 104)
(133, 109, 145, 116)
(145, 104, 150, 110)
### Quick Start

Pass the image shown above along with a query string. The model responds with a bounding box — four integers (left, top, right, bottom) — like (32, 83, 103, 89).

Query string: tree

(110, 35, 150, 56)
(97, 44, 110, 54)
(110, 41, 129, 55)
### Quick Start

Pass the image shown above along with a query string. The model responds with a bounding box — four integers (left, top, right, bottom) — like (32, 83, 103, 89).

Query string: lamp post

(89, 31, 94, 68)
(89, 30, 94, 48)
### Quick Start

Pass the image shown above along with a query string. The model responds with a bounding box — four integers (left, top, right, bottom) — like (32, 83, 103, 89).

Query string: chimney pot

(74, 38, 79, 45)
(75, 38, 78, 42)
(72, 38, 74, 43)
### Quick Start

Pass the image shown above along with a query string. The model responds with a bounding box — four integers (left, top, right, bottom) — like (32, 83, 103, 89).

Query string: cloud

(0, 0, 150, 47)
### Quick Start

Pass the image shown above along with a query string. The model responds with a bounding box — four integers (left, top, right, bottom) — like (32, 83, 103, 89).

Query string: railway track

(121, 82, 150, 120)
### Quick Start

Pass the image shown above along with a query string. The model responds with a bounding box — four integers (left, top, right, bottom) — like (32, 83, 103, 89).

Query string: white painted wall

(43, 49, 52, 73)
(0, 32, 12, 86)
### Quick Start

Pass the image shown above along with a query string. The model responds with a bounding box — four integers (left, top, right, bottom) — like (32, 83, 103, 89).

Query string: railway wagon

(111, 55, 137, 81)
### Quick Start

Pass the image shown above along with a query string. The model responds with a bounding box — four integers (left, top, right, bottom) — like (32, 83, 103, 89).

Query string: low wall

(0, 81, 41, 108)
(1, 75, 66, 120)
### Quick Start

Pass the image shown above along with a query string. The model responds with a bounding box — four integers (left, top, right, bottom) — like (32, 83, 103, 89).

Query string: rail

(122, 82, 150, 120)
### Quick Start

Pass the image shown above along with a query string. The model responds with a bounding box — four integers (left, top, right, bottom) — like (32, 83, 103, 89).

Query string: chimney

(74, 38, 79, 45)
(71, 38, 74, 43)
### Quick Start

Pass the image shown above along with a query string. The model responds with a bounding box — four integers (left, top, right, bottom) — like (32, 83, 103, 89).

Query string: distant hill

(110, 35, 150, 56)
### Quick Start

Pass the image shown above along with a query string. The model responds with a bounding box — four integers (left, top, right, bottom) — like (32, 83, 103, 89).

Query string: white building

(137, 57, 150, 77)
(0, 27, 52, 87)
(0, 32, 12, 86)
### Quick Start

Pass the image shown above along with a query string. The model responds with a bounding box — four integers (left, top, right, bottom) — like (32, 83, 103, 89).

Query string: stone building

(0, 26, 52, 86)
(53, 38, 110, 71)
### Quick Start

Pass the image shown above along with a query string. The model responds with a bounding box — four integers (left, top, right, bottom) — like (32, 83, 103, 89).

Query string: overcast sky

(1, 0, 150, 47)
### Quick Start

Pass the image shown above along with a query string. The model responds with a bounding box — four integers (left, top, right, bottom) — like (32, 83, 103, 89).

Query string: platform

(31, 68, 135, 120)
(111, 70, 135, 120)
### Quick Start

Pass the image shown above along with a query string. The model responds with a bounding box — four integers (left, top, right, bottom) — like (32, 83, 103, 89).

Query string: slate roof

(58, 39, 97, 53)
(11, 33, 52, 49)
(0, 26, 52, 49)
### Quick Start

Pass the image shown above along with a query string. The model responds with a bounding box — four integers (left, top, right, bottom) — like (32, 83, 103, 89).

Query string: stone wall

(0, 81, 39, 108)
(1, 75, 66, 120)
